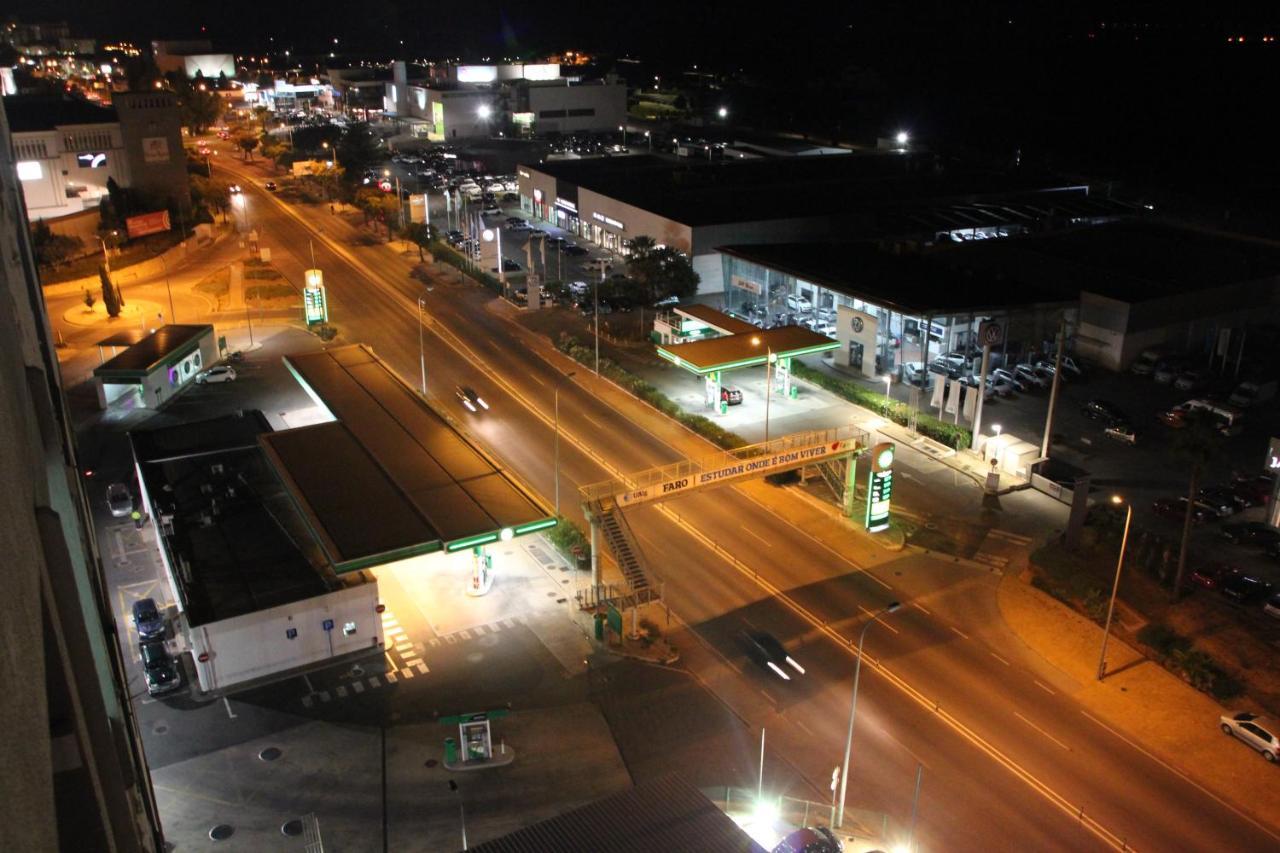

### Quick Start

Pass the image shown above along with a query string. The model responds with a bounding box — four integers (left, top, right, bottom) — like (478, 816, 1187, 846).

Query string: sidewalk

(998, 568, 1280, 832)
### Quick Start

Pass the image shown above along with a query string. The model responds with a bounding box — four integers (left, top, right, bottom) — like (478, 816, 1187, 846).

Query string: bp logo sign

(850, 315, 865, 334)
(865, 442, 895, 532)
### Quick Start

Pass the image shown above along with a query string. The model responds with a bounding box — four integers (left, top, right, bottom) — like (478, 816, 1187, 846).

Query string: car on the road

(1221, 521, 1280, 548)
(505, 216, 525, 226)
(195, 366, 236, 384)
(1188, 563, 1238, 592)
(131, 597, 166, 640)
(1220, 712, 1278, 762)
(140, 640, 182, 697)
(1152, 496, 1214, 525)
(1081, 399, 1128, 425)
(106, 482, 133, 517)
(455, 385, 490, 413)
(505, 220, 530, 230)
(1221, 572, 1274, 604)
(264, 180, 277, 192)
(228, 183, 242, 194)
(742, 631, 805, 681)
(481, 205, 501, 216)
(720, 386, 743, 405)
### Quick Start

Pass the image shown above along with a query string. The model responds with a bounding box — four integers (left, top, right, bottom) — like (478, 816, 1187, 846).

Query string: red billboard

(125, 210, 172, 239)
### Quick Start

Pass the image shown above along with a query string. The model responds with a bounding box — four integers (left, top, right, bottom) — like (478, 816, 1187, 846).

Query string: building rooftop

(266, 345, 552, 572)
(657, 324, 839, 374)
(129, 412, 331, 628)
(3, 94, 118, 132)
(674, 304, 758, 336)
(93, 324, 212, 379)
(471, 775, 763, 853)
(522, 153, 1076, 228)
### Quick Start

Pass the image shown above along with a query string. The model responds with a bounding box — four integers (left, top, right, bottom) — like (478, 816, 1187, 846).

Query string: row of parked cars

(131, 597, 182, 697)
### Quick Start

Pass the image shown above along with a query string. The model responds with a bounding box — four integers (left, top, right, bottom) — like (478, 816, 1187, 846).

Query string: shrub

(314, 324, 338, 341)
(546, 515, 591, 564)
(1136, 623, 1191, 657)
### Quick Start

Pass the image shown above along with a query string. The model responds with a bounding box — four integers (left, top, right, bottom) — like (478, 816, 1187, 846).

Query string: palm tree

(1171, 412, 1219, 600)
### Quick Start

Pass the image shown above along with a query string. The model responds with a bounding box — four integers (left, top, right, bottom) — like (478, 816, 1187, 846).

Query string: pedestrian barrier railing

(702, 786, 888, 843)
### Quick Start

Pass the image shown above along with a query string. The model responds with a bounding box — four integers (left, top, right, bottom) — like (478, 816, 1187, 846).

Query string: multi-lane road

(215, 152, 1280, 852)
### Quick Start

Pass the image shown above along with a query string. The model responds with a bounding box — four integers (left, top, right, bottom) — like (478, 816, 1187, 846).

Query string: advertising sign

(730, 275, 763, 295)
(141, 137, 170, 164)
(303, 269, 328, 325)
(615, 438, 858, 507)
(977, 319, 1004, 347)
(125, 210, 171, 239)
(865, 442, 895, 532)
(1266, 437, 1280, 472)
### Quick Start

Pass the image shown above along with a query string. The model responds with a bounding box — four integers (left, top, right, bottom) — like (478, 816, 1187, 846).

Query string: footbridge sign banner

(616, 438, 858, 508)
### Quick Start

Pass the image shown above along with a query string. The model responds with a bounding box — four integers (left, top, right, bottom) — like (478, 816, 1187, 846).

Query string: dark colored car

(455, 385, 489, 413)
(131, 597, 165, 640)
(1196, 487, 1239, 518)
(720, 386, 743, 405)
(264, 180, 277, 191)
(1221, 573, 1274, 604)
(1221, 521, 1280, 548)
(490, 259, 522, 273)
(1081, 399, 1128, 425)
(561, 244, 588, 256)
(742, 631, 805, 681)
(1188, 563, 1239, 592)
(140, 640, 182, 696)
(1233, 475, 1274, 508)
(1152, 496, 1214, 525)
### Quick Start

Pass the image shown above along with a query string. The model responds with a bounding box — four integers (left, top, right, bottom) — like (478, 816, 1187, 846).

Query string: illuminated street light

(750, 336, 775, 442)
(718, 106, 729, 119)
(476, 104, 492, 119)
(896, 130, 910, 145)
(1097, 496, 1133, 681)
(992, 423, 1002, 436)
(837, 601, 901, 828)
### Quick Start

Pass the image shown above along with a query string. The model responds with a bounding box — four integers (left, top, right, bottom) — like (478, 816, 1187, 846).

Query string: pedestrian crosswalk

(970, 529, 1034, 573)
(299, 608, 429, 708)
(429, 616, 523, 647)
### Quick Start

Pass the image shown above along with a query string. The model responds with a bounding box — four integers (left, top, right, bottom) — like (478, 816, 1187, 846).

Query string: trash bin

(720, 400, 728, 415)
(789, 385, 798, 399)
(444, 737, 458, 765)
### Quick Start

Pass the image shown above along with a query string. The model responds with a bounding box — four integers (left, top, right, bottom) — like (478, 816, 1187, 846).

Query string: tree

(190, 174, 234, 222)
(403, 222, 433, 261)
(1171, 412, 1220, 599)
(30, 219, 84, 269)
(252, 105, 271, 132)
(83, 289, 96, 309)
(237, 135, 260, 161)
(624, 236, 700, 303)
(100, 265, 120, 317)
(336, 122, 383, 183)
(177, 82, 222, 134)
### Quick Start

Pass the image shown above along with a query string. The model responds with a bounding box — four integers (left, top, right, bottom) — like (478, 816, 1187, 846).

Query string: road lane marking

(740, 525, 773, 548)
(1033, 680, 1056, 696)
(369, 677, 382, 689)
(1014, 712, 1072, 751)
(223, 697, 237, 719)
(791, 717, 815, 737)
(1081, 711, 1280, 842)
(990, 652, 1011, 666)
(913, 602, 932, 616)
(950, 626, 971, 640)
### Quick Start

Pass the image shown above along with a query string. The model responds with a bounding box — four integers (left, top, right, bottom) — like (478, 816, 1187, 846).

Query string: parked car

(990, 367, 1028, 393)
(987, 374, 1018, 397)
(1153, 359, 1186, 384)
(490, 259, 522, 273)
(506, 219, 530, 231)
(1188, 563, 1238, 592)
(1196, 487, 1239, 517)
(785, 294, 812, 311)
(1220, 712, 1278, 762)
(561, 244, 589, 257)
(902, 362, 930, 387)
(1151, 496, 1214, 525)
(454, 385, 490, 413)
(742, 631, 805, 681)
(1221, 521, 1280, 548)
(1220, 572, 1274, 604)
(481, 205, 501, 216)
(1035, 361, 1070, 383)
(131, 597, 165, 640)
(1174, 369, 1211, 392)
(1232, 474, 1274, 508)
(140, 640, 182, 697)
(720, 386, 743, 405)
(106, 482, 133, 517)
(195, 366, 236, 384)
(1081, 399, 1129, 425)
(1013, 364, 1049, 389)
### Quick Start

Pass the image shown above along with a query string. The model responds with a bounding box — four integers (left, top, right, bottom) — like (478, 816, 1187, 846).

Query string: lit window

(343, 621, 357, 637)
(16, 161, 42, 181)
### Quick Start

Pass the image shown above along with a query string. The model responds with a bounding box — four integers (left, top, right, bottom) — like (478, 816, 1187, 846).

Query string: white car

(195, 366, 237, 384)
(1013, 364, 1049, 389)
(106, 482, 133, 517)
(986, 374, 1017, 397)
(1220, 712, 1278, 762)
(485, 182, 505, 193)
(785, 294, 812, 311)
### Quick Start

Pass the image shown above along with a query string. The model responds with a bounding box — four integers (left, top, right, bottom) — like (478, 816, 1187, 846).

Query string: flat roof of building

(96, 329, 149, 347)
(129, 412, 332, 628)
(674, 304, 758, 336)
(267, 346, 552, 572)
(720, 220, 1280, 315)
(522, 154, 1076, 228)
(94, 324, 212, 379)
(657, 325, 838, 374)
(471, 775, 764, 853)
(3, 94, 119, 132)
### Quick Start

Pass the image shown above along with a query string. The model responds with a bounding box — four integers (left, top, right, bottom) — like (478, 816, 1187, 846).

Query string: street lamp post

(837, 601, 901, 828)
(448, 780, 468, 850)
(619, 124, 627, 147)
(1097, 496, 1133, 681)
(594, 267, 602, 375)
(751, 336, 774, 442)
(645, 130, 651, 152)
(155, 251, 175, 323)
(417, 295, 428, 394)
(554, 371, 577, 514)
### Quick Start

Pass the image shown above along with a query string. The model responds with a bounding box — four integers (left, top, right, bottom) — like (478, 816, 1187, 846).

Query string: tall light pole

(1097, 495, 1132, 681)
(837, 600, 901, 828)
(618, 124, 627, 147)
(751, 336, 774, 443)
(645, 130, 652, 152)
(594, 267, 602, 375)
(155, 251, 175, 323)
(448, 780, 468, 850)
(417, 295, 428, 394)
(554, 371, 577, 514)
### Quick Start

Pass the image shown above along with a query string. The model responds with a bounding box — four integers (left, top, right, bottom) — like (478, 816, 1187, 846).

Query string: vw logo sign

(850, 315, 865, 334)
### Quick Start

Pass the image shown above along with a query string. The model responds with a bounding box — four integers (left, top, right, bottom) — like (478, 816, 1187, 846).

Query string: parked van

(1181, 398, 1246, 436)
(1229, 379, 1277, 408)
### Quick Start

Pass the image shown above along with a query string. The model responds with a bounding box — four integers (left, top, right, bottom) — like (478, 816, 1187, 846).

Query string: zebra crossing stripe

(336, 685, 348, 698)
(385, 672, 397, 683)
(416, 662, 429, 674)
(400, 667, 415, 679)
(368, 677, 381, 689)
(352, 681, 365, 693)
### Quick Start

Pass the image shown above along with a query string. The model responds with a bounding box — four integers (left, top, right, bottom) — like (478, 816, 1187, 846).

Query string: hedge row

(546, 515, 591, 564)
(428, 239, 504, 294)
(555, 334, 747, 450)
(789, 361, 971, 451)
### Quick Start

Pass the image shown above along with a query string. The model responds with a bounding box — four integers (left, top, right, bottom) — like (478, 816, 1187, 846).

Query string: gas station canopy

(263, 345, 554, 573)
(656, 324, 839, 375)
